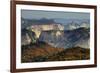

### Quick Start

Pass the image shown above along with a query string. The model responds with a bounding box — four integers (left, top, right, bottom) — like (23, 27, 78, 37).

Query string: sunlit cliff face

(27, 24, 64, 38)
(56, 31, 62, 37)
(31, 29, 41, 38)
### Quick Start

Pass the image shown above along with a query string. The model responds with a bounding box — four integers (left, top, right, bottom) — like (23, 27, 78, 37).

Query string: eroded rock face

(26, 23, 64, 38)
(21, 29, 37, 46)
(39, 28, 90, 49)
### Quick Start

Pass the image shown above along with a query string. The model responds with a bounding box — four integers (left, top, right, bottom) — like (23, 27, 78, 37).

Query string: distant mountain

(54, 18, 90, 25)
(22, 18, 90, 30)
(21, 18, 56, 29)
(64, 21, 90, 30)
(39, 27, 90, 49)
(35, 18, 55, 24)
(54, 18, 90, 30)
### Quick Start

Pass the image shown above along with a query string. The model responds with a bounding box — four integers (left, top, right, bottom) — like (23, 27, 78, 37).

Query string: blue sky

(21, 10, 90, 20)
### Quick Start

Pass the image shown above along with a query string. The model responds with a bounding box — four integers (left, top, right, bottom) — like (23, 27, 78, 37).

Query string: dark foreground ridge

(21, 41, 90, 63)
